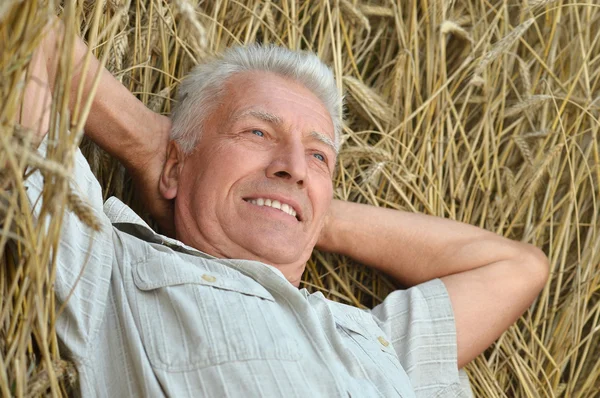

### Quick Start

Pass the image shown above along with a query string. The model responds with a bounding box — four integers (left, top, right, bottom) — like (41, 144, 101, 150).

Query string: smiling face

(160, 71, 336, 285)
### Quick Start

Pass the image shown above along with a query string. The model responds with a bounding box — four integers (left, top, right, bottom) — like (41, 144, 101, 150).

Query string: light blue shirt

(26, 140, 473, 397)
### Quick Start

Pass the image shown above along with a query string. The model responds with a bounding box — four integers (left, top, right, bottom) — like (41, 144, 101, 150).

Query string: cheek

(178, 154, 227, 209)
(187, 147, 240, 185)
(310, 179, 333, 218)
(184, 147, 265, 205)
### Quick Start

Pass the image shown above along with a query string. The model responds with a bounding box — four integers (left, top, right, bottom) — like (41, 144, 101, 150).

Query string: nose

(266, 141, 307, 187)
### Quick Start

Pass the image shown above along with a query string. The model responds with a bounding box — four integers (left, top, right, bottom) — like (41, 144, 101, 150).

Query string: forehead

(221, 72, 335, 141)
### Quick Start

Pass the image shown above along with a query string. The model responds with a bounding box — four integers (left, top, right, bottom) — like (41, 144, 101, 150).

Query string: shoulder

(369, 279, 474, 397)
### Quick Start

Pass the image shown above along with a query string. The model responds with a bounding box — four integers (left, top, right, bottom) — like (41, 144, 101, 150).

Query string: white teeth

(282, 204, 297, 218)
(247, 198, 298, 219)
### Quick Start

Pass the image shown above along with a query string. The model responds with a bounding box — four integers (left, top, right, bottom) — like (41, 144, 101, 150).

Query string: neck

(173, 215, 307, 288)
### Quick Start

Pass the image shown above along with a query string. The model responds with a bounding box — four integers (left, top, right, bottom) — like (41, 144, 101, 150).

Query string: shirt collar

(103, 196, 290, 283)
(104, 196, 198, 251)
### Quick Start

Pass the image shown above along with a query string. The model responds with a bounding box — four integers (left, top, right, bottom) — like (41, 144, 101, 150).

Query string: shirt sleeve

(25, 137, 114, 359)
(369, 278, 473, 398)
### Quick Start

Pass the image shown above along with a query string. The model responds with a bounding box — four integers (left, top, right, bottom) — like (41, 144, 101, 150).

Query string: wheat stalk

(2, 0, 599, 396)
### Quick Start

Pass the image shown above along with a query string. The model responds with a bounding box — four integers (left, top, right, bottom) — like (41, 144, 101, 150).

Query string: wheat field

(1, 0, 599, 396)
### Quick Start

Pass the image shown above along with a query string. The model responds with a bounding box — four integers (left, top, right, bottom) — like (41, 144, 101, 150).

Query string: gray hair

(170, 44, 343, 154)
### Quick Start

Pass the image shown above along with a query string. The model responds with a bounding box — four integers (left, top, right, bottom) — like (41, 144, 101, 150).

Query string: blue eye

(252, 129, 264, 137)
(313, 153, 325, 162)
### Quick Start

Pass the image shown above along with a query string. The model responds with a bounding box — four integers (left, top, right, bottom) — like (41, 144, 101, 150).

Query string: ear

(159, 141, 184, 200)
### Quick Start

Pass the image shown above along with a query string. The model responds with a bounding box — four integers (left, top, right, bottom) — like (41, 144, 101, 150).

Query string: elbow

(517, 243, 550, 293)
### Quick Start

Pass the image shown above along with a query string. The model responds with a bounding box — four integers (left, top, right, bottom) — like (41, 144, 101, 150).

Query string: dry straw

(1, 0, 599, 397)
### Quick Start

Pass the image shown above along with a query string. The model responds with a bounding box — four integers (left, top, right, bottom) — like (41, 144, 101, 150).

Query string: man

(20, 19, 549, 397)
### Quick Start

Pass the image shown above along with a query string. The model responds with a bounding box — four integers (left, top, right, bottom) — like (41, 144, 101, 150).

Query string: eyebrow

(311, 131, 338, 155)
(234, 109, 283, 125)
(233, 108, 338, 155)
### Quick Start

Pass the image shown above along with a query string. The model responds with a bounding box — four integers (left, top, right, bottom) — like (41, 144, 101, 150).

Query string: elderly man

(20, 20, 549, 397)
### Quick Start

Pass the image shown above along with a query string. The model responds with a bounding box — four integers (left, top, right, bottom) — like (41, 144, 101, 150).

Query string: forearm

(37, 17, 174, 232)
(318, 199, 540, 286)
(42, 17, 170, 170)
(18, 45, 52, 144)
(319, 200, 550, 367)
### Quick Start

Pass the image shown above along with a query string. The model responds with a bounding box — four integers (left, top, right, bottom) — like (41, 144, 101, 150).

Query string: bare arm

(317, 199, 549, 368)
(18, 22, 123, 347)
(18, 40, 52, 145)
(39, 18, 173, 233)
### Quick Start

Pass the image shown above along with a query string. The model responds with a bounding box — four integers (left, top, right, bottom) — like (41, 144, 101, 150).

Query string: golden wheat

(1, 0, 599, 397)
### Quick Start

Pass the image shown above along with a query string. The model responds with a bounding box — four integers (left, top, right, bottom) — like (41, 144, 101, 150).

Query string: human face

(167, 72, 336, 283)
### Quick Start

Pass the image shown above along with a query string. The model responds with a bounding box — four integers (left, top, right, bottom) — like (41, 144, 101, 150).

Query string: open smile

(243, 197, 301, 221)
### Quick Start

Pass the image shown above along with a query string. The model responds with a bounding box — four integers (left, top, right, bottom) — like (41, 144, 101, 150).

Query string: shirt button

(202, 274, 216, 283)
(377, 336, 390, 347)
